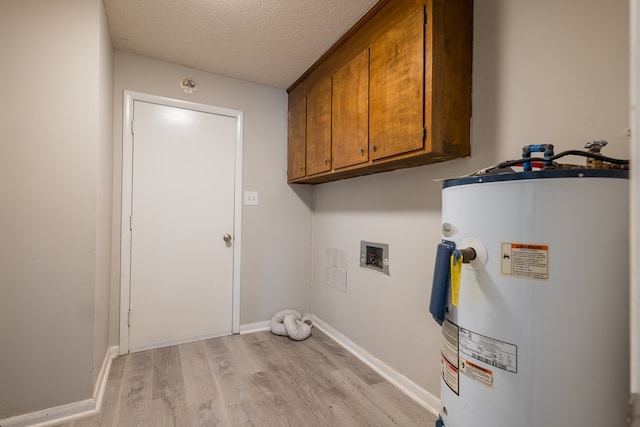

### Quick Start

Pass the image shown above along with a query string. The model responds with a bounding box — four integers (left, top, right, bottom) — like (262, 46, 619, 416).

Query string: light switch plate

(244, 191, 259, 206)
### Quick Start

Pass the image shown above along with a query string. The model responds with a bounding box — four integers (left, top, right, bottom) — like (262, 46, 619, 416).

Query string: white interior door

(127, 100, 236, 352)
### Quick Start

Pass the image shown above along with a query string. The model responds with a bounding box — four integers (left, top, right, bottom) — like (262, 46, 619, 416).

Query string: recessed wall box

(360, 241, 389, 275)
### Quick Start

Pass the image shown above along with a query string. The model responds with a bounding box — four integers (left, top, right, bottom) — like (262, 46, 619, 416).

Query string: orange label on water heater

(460, 358, 494, 388)
(500, 242, 549, 280)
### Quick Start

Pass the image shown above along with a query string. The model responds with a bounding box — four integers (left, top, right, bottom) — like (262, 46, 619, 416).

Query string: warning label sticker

(441, 320, 459, 395)
(441, 319, 459, 368)
(459, 327, 517, 373)
(460, 358, 493, 388)
(501, 242, 549, 280)
(441, 354, 459, 395)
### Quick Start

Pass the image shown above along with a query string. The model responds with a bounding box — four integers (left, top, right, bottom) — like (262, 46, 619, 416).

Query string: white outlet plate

(244, 191, 259, 206)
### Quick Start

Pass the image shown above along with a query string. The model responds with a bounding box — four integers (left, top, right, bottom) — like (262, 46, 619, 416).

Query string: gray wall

(109, 52, 314, 344)
(312, 0, 630, 396)
(0, 0, 113, 417)
(94, 0, 114, 386)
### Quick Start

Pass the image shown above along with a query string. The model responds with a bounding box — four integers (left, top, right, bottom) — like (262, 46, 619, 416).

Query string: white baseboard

(240, 320, 270, 334)
(93, 346, 119, 413)
(311, 315, 441, 417)
(1, 346, 119, 427)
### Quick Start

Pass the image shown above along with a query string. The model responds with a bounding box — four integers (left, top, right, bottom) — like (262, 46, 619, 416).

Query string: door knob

(223, 234, 232, 243)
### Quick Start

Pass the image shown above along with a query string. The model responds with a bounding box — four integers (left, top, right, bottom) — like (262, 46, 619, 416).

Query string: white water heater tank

(435, 169, 629, 426)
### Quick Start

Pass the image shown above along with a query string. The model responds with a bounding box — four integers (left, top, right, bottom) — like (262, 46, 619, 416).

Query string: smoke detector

(180, 78, 197, 94)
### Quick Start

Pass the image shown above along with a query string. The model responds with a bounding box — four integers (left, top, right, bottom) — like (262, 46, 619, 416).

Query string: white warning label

(459, 327, 517, 373)
(441, 319, 459, 368)
(441, 319, 459, 394)
(501, 242, 549, 280)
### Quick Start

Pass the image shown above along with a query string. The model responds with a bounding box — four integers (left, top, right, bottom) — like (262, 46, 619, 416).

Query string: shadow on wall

(289, 182, 314, 210)
(471, 0, 504, 165)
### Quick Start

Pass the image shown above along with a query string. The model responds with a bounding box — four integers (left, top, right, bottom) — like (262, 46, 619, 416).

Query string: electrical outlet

(244, 191, 259, 206)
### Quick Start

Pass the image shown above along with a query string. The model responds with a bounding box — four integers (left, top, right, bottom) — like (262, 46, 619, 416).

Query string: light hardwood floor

(55, 329, 436, 427)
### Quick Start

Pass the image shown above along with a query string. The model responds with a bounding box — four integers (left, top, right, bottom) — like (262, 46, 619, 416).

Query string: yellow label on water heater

(450, 253, 462, 306)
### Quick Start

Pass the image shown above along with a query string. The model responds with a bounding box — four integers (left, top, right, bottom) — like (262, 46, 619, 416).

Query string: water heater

(430, 143, 630, 426)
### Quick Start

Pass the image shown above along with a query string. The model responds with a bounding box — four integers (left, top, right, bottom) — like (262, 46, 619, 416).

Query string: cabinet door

(370, 6, 425, 161)
(332, 49, 369, 170)
(287, 97, 306, 181)
(306, 78, 332, 176)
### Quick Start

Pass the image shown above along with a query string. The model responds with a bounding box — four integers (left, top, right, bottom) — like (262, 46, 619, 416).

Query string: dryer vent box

(360, 241, 389, 275)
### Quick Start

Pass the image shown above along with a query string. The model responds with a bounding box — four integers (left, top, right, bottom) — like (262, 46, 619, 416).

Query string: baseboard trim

(93, 346, 119, 413)
(239, 320, 270, 334)
(311, 315, 441, 417)
(1, 346, 119, 427)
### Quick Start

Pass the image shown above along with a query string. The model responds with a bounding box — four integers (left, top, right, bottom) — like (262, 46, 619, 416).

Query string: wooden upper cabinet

(332, 49, 370, 170)
(287, 0, 473, 184)
(369, 6, 425, 161)
(305, 78, 332, 176)
(287, 97, 306, 181)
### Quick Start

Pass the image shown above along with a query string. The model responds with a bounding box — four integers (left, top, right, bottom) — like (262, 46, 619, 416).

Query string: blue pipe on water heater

(522, 144, 554, 171)
(429, 240, 456, 325)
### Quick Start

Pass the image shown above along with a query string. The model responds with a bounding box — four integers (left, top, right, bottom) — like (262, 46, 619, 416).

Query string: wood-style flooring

(54, 329, 436, 427)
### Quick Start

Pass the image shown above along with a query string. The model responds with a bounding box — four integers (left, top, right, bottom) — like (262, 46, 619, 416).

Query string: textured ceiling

(103, 0, 379, 89)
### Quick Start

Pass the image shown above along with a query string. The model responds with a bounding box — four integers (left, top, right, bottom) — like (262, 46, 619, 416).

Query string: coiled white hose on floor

(270, 309, 313, 340)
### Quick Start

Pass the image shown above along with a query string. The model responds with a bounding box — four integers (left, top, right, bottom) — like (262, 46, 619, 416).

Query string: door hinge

(127, 309, 131, 327)
(423, 126, 428, 139)
(131, 120, 135, 135)
(631, 393, 640, 426)
(129, 215, 133, 231)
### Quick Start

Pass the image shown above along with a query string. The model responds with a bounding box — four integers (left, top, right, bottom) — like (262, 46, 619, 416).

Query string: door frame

(119, 91, 243, 354)
(631, 0, 639, 406)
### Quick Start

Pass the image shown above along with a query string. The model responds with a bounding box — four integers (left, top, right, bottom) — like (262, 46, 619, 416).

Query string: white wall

(312, 0, 630, 396)
(0, 0, 113, 418)
(110, 52, 314, 343)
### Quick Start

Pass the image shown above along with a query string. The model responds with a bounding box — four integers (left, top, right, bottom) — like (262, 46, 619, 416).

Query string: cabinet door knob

(371, 144, 378, 152)
(323, 158, 329, 165)
(359, 147, 365, 156)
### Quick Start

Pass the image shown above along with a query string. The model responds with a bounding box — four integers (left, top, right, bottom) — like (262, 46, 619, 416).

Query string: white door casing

(631, 1, 640, 422)
(120, 91, 243, 354)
